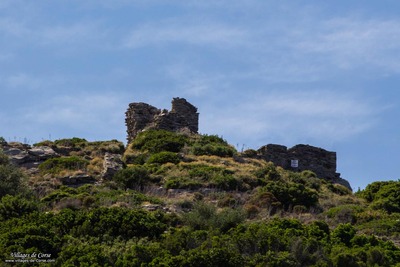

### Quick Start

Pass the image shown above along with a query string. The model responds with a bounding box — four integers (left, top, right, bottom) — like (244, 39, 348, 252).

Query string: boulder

(3, 147, 32, 165)
(28, 146, 59, 160)
(58, 174, 96, 187)
(101, 153, 124, 180)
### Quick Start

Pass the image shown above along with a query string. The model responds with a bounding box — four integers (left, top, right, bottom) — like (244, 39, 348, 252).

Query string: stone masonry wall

(257, 144, 351, 190)
(257, 144, 338, 179)
(125, 97, 199, 143)
(125, 97, 351, 190)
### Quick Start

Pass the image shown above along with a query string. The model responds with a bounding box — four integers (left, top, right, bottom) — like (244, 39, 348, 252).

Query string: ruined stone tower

(256, 144, 351, 190)
(125, 97, 199, 143)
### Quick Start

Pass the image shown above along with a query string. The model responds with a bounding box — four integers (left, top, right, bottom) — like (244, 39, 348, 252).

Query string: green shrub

(131, 130, 188, 153)
(0, 163, 28, 197)
(191, 143, 236, 157)
(182, 202, 244, 232)
(301, 170, 317, 178)
(327, 183, 352, 196)
(56, 242, 112, 267)
(326, 205, 364, 225)
(190, 134, 236, 157)
(165, 177, 202, 190)
(39, 156, 89, 174)
(332, 223, 356, 246)
(0, 137, 6, 145)
(76, 207, 168, 239)
(0, 195, 38, 220)
(147, 151, 180, 164)
(0, 150, 9, 165)
(263, 181, 319, 209)
(113, 166, 149, 189)
(249, 190, 281, 210)
(186, 164, 233, 180)
(358, 181, 400, 213)
(254, 164, 281, 184)
(33, 140, 54, 147)
(123, 152, 148, 165)
(242, 149, 258, 157)
(41, 186, 78, 203)
(54, 137, 88, 148)
(0, 223, 62, 257)
(211, 174, 240, 190)
(180, 164, 240, 190)
(92, 139, 125, 154)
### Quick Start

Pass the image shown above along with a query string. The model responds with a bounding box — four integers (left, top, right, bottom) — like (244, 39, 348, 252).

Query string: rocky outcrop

(125, 97, 199, 143)
(2, 143, 59, 168)
(58, 174, 96, 187)
(101, 153, 124, 180)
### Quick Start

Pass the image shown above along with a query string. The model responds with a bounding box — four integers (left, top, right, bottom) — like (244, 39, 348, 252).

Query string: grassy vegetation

(1, 130, 400, 266)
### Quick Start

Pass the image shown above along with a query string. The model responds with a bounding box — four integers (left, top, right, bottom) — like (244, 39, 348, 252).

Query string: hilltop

(0, 98, 399, 266)
(1, 130, 400, 266)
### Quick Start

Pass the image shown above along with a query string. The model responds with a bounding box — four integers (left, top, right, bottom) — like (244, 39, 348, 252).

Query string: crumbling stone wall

(125, 97, 199, 143)
(257, 144, 351, 190)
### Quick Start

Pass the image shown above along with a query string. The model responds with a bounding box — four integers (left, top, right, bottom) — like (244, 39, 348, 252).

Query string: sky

(1, 0, 400, 190)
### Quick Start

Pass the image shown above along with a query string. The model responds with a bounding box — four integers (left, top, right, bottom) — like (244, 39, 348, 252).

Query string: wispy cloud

(0, 15, 108, 49)
(18, 93, 127, 141)
(1, 73, 66, 92)
(123, 20, 246, 49)
(293, 18, 400, 73)
(201, 90, 383, 147)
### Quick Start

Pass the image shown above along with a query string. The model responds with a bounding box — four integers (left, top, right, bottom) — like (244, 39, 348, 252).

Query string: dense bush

(38, 156, 89, 174)
(358, 181, 400, 213)
(326, 205, 364, 225)
(0, 151, 9, 165)
(181, 164, 240, 190)
(54, 137, 88, 148)
(0, 137, 6, 145)
(113, 166, 150, 189)
(0, 206, 399, 266)
(254, 163, 281, 184)
(183, 202, 245, 232)
(263, 181, 319, 209)
(0, 195, 38, 220)
(191, 135, 236, 157)
(332, 223, 356, 246)
(0, 158, 27, 197)
(75, 207, 168, 240)
(131, 130, 189, 153)
(147, 151, 180, 164)
(165, 177, 202, 190)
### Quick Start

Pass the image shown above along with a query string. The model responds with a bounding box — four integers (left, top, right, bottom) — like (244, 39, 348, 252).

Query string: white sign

(291, 159, 298, 168)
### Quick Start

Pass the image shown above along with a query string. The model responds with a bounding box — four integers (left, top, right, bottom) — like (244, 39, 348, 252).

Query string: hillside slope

(0, 131, 400, 266)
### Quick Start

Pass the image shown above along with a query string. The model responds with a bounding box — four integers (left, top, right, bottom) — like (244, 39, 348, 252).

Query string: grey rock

(28, 146, 58, 160)
(101, 153, 124, 180)
(58, 174, 96, 187)
(3, 147, 32, 165)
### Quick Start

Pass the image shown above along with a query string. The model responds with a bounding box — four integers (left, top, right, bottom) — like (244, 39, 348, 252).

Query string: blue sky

(1, 1, 400, 190)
